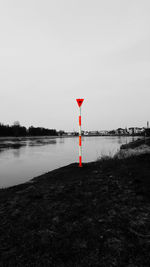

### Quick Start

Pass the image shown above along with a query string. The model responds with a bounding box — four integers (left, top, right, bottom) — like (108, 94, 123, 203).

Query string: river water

(0, 136, 139, 188)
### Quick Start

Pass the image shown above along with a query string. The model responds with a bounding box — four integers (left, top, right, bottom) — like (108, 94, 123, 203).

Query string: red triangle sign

(76, 99, 84, 107)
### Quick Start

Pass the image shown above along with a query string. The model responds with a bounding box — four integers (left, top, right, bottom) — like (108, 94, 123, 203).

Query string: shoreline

(0, 134, 144, 141)
(0, 153, 150, 266)
(118, 137, 150, 158)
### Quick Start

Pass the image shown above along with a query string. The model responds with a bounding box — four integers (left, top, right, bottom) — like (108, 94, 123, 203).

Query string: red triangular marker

(76, 99, 84, 107)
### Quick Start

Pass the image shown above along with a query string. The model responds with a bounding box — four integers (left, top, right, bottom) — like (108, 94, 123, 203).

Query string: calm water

(0, 136, 139, 188)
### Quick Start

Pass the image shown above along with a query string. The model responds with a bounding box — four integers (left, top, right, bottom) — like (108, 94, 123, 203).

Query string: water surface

(0, 136, 139, 188)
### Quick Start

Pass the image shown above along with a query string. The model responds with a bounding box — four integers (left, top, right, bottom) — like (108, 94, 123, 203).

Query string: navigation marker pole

(76, 99, 84, 167)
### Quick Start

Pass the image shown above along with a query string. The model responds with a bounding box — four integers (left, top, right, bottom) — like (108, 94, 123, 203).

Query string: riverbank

(120, 137, 150, 149)
(118, 137, 150, 158)
(0, 154, 150, 266)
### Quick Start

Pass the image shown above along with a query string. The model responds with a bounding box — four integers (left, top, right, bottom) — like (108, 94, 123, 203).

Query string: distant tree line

(28, 126, 57, 136)
(0, 122, 58, 137)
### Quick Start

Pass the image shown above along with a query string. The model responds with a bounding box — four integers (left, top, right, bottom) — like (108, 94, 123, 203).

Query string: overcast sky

(0, 0, 150, 131)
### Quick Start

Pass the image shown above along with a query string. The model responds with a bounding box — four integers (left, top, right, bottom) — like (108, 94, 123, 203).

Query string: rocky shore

(0, 154, 150, 266)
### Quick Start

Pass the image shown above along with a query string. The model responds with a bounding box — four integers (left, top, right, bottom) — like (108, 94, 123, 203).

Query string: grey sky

(0, 0, 150, 131)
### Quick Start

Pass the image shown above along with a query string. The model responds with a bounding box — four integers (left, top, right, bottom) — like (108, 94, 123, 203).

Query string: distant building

(128, 127, 144, 135)
(88, 131, 99, 136)
(98, 130, 108, 135)
(116, 128, 126, 135)
(108, 130, 116, 135)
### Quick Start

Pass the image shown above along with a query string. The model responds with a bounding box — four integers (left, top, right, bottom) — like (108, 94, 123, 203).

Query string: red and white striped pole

(76, 99, 84, 167)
